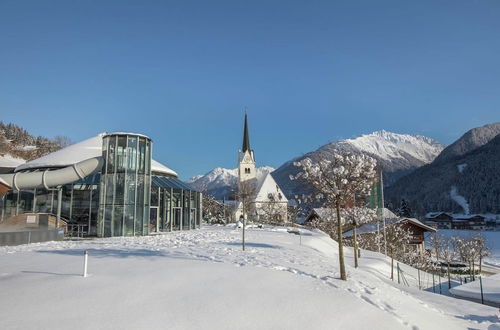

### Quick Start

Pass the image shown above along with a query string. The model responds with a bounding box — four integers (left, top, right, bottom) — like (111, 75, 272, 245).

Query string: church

(234, 114, 288, 224)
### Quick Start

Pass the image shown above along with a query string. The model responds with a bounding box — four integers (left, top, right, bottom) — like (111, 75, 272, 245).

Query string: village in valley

(1, 1, 500, 330)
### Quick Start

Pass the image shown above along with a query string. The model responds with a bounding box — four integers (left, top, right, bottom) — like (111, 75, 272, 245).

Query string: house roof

(344, 217, 437, 237)
(307, 207, 397, 222)
(15, 133, 177, 177)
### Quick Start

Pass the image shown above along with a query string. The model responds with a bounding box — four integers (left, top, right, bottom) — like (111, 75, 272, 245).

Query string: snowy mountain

(188, 166, 274, 199)
(272, 130, 444, 199)
(386, 124, 500, 215)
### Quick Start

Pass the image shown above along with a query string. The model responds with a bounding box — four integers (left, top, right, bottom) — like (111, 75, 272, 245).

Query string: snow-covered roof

(15, 133, 178, 177)
(344, 217, 436, 237)
(0, 176, 10, 187)
(0, 154, 26, 168)
(16, 134, 104, 172)
(151, 159, 177, 177)
(308, 207, 397, 221)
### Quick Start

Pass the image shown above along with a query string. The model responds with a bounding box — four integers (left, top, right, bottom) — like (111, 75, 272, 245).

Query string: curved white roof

(151, 159, 177, 177)
(15, 133, 178, 177)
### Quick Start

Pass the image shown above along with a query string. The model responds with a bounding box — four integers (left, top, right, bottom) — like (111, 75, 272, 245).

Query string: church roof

(242, 113, 251, 153)
(254, 172, 288, 203)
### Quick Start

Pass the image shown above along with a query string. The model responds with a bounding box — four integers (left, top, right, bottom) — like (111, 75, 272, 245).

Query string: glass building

(0, 132, 201, 237)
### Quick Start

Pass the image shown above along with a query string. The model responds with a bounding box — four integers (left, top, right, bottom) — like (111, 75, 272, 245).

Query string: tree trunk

(391, 255, 394, 281)
(336, 200, 347, 280)
(447, 262, 451, 289)
(353, 226, 358, 268)
(479, 255, 482, 275)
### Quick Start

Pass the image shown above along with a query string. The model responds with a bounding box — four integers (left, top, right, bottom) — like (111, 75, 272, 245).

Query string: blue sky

(1, 0, 499, 179)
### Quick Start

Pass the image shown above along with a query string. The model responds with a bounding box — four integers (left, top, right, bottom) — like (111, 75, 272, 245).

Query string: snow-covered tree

(293, 152, 377, 280)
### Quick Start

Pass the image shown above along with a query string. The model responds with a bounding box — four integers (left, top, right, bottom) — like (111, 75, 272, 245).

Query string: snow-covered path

(0, 226, 498, 329)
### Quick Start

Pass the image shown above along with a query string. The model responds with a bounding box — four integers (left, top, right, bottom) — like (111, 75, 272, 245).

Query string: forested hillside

(0, 121, 70, 161)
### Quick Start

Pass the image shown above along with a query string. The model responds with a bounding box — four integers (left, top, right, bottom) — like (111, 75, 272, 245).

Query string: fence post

(439, 275, 442, 294)
(479, 276, 484, 305)
(418, 268, 421, 290)
(83, 250, 88, 277)
(27, 231, 31, 244)
(397, 263, 400, 284)
(432, 272, 435, 293)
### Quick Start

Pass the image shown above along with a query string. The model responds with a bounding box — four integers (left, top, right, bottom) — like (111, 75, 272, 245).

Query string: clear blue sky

(1, 0, 499, 179)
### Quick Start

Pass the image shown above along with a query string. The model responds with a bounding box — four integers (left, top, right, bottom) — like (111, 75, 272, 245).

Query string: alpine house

(0, 132, 201, 237)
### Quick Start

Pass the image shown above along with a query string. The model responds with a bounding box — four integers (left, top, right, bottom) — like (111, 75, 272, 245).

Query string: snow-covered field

(1, 226, 499, 330)
(450, 273, 500, 306)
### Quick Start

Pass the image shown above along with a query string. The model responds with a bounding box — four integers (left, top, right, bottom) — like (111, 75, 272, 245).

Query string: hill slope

(433, 122, 500, 164)
(386, 131, 500, 215)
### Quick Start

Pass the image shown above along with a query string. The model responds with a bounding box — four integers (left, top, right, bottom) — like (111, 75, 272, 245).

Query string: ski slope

(0, 226, 498, 329)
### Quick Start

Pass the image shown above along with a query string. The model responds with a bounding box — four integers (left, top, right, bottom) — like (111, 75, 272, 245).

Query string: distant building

(0, 132, 201, 237)
(425, 212, 488, 230)
(234, 114, 288, 223)
(344, 217, 436, 253)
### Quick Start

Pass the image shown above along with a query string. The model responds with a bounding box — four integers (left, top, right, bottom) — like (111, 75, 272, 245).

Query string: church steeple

(238, 112, 256, 184)
(242, 112, 251, 153)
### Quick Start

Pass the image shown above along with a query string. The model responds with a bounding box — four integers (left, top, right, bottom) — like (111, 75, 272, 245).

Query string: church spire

(242, 112, 251, 152)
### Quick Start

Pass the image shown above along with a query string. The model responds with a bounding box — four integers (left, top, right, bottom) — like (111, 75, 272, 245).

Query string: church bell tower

(238, 113, 256, 184)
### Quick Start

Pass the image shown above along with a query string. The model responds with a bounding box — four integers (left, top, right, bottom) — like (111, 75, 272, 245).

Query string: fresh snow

(0, 226, 498, 329)
(340, 130, 444, 164)
(450, 186, 470, 215)
(450, 273, 500, 306)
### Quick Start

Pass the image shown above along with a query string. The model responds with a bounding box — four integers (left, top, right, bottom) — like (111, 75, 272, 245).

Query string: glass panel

(116, 136, 127, 173)
(127, 136, 138, 172)
(149, 207, 158, 233)
(4, 191, 17, 217)
(113, 205, 123, 236)
(114, 174, 125, 205)
(124, 204, 135, 236)
(138, 137, 146, 174)
(19, 190, 34, 214)
(104, 205, 113, 237)
(151, 187, 159, 206)
(35, 189, 52, 213)
(106, 136, 117, 173)
(173, 208, 181, 231)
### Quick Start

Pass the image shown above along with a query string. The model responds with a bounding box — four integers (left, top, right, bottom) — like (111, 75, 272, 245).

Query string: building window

(245, 168, 250, 174)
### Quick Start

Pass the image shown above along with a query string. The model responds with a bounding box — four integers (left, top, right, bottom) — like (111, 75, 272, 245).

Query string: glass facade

(97, 134, 151, 237)
(0, 132, 201, 238)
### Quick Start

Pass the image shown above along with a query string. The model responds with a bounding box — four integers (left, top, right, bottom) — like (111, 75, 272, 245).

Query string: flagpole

(380, 171, 387, 256)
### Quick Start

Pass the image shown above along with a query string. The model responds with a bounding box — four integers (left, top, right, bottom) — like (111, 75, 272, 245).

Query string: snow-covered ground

(0, 226, 499, 330)
(450, 273, 500, 306)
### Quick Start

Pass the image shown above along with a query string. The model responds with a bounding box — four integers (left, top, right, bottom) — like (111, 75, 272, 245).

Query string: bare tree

(293, 152, 377, 280)
(53, 135, 72, 148)
(236, 179, 257, 251)
(382, 224, 413, 281)
(343, 206, 376, 268)
(258, 192, 287, 225)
